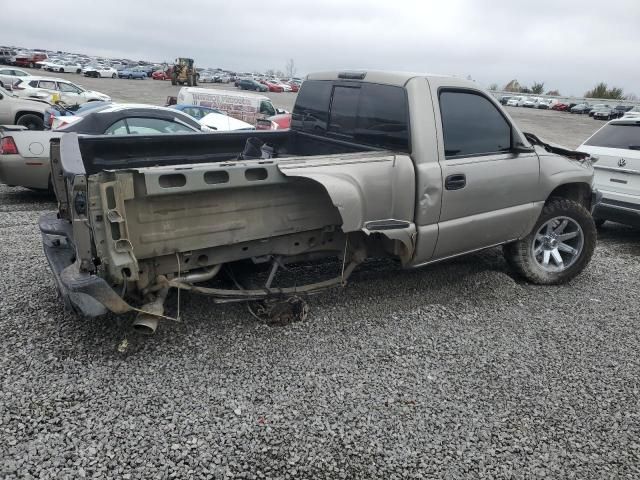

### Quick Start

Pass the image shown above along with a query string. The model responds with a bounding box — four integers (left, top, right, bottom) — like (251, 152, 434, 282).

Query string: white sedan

(578, 118, 640, 228)
(275, 81, 293, 92)
(46, 61, 82, 74)
(199, 112, 255, 131)
(82, 65, 118, 78)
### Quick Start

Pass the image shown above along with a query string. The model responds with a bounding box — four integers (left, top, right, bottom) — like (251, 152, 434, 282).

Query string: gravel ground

(1, 99, 640, 478)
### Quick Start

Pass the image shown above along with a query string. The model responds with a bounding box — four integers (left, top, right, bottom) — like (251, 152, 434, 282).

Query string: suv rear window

(293, 80, 409, 151)
(584, 123, 640, 149)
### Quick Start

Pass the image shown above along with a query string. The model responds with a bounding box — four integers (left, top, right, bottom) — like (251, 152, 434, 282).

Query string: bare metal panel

(122, 174, 342, 259)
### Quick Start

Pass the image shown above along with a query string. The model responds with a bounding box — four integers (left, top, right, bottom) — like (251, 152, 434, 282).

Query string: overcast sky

(2, 0, 638, 96)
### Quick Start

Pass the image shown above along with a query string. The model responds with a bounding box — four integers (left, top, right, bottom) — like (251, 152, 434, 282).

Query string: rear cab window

(292, 80, 410, 152)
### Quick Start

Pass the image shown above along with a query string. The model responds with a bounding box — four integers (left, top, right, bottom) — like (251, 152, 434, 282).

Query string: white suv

(578, 118, 640, 227)
(12, 76, 111, 105)
(0, 67, 31, 88)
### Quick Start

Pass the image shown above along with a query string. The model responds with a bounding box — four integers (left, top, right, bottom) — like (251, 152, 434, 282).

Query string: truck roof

(306, 70, 463, 87)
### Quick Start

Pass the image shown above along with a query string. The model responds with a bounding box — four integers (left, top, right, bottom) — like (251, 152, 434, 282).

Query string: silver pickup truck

(41, 71, 600, 333)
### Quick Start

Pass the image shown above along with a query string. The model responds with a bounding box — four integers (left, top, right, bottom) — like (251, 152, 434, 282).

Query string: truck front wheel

(503, 198, 596, 284)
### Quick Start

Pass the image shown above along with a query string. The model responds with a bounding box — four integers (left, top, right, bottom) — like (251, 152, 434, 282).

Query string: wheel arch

(15, 110, 44, 123)
(546, 182, 592, 210)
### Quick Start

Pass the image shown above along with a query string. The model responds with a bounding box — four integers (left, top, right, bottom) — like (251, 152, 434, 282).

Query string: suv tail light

(0, 136, 18, 155)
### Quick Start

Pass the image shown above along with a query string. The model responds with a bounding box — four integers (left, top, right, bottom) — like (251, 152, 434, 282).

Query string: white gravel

(1, 183, 639, 479)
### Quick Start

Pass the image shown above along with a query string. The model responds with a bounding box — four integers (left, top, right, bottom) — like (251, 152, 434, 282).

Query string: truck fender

(279, 154, 417, 260)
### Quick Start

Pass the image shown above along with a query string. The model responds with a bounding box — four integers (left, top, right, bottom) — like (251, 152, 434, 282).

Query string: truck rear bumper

(39, 212, 132, 317)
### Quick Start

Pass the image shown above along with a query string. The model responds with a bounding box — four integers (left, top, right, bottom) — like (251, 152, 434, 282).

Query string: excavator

(171, 58, 198, 86)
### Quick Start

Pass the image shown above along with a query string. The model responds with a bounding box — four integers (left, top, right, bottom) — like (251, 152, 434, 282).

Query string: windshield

(584, 123, 640, 149)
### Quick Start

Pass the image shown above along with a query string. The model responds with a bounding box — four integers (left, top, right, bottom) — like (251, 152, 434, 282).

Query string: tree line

(488, 79, 636, 100)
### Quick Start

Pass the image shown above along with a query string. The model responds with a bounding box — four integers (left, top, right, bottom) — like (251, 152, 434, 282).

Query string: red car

(287, 82, 300, 92)
(152, 69, 170, 80)
(259, 80, 284, 93)
(13, 53, 48, 68)
(256, 113, 291, 130)
(552, 103, 569, 111)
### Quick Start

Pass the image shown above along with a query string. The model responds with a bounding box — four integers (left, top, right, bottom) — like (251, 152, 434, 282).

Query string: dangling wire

(175, 252, 181, 322)
(341, 235, 349, 283)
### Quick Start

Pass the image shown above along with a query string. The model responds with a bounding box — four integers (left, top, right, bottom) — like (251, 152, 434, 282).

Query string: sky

(2, 0, 638, 97)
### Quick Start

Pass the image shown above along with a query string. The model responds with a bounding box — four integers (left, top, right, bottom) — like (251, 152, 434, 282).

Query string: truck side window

(439, 90, 511, 158)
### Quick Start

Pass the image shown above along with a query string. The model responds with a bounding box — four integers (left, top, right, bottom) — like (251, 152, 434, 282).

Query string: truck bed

(68, 129, 382, 174)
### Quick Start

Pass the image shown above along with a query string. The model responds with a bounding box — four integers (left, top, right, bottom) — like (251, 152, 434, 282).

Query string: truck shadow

(596, 222, 640, 256)
(0, 186, 56, 204)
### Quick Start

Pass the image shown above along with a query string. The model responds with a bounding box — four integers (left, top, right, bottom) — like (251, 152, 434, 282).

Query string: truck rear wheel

(171, 74, 177, 86)
(16, 113, 45, 131)
(503, 198, 596, 284)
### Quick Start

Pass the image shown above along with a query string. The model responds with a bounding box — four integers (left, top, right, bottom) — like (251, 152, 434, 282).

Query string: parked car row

(234, 76, 301, 93)
(500, 95, 636, 120)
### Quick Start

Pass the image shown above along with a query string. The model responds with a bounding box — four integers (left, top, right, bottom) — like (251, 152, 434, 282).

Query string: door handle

(445, 174, 466, 190)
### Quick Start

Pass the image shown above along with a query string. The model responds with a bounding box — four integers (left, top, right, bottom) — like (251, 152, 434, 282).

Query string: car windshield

(584, 123, 640, 149)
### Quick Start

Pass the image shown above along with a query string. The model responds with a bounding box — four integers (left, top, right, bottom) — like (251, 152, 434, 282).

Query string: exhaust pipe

(132, 314, 159, 335)
(132, 286, 169, 335)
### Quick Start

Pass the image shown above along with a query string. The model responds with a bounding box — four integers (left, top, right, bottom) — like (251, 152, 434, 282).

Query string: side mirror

(512, 142, 535, 154)
(275, 108, 285, 115)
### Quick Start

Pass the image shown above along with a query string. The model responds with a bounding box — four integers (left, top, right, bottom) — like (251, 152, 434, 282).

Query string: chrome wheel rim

(532, 216, 584, 272)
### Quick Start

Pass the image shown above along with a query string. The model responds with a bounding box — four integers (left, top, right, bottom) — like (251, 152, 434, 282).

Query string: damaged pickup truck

(41, 71, 600, 333)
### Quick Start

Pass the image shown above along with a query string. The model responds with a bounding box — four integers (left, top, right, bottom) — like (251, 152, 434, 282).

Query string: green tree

(584, 82, 624, 99)
(531, 82, 545, 94)
(546, 90, 561, 96)
(520, 86, 532, 94)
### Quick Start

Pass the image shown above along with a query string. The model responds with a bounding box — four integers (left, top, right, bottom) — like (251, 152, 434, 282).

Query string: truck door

(430, 86, 541, 259)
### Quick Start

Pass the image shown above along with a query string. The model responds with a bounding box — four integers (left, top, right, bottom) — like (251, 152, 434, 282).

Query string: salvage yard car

(0, 85, 50, 130)
(40, 70, 599, 333)
(0, 104, 206, 191)
(12, 77, 111, 105)
(578, 118, 640, 227)
(0, 67, 31, 88)
(83, 65, 118, 78)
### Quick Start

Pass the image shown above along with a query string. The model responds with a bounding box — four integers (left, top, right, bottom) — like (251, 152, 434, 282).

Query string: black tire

(59, 68, 64, 73)
(16, 113, 45, 131)
(29, 62, 35, 68)
(503, 197, 596, 285)
(192, 75, 198, 86)
(98, 72, 102, 78)
(76, 68, 81, 74)
(128, 74, 133, 79)
(187, 76, 193, 87)
(112, 73, 117, 79)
